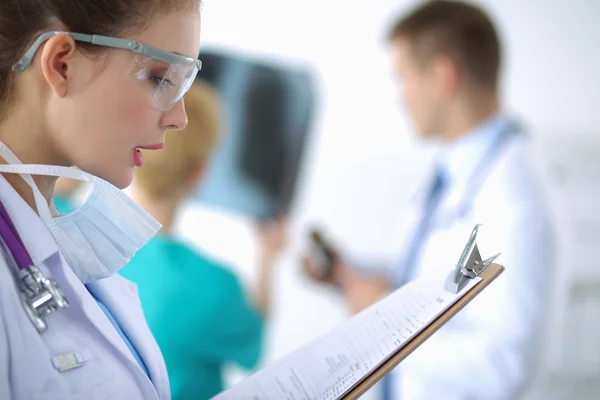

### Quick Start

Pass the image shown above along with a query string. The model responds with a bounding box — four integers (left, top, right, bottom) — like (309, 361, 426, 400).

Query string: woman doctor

(0, 0, 201, 399)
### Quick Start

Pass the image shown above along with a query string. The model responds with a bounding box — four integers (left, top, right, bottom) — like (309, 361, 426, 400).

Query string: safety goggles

(13, 31, 202, 111)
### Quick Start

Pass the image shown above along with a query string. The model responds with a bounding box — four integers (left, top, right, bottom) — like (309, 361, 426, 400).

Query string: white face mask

(0, 142, 161, 284)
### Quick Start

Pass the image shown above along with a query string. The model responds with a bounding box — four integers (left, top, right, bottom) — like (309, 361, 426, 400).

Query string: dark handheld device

(309, 229, 338, 279)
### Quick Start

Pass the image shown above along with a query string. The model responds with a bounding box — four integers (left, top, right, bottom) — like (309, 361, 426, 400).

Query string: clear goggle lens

(130, 55, 199, 111)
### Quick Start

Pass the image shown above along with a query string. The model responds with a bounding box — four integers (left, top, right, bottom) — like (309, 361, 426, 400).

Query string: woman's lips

(132, 143, 165, 167)
(133, 148, 144, 167)
(137, 143, 165, 151)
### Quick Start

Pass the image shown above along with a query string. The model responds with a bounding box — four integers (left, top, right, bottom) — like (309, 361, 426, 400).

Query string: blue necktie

(395, 167, 448, 286)
(381, 167, 448, 400)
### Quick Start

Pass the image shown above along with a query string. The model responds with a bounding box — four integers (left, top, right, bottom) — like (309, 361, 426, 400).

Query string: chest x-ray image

(193, 50, 317, 220)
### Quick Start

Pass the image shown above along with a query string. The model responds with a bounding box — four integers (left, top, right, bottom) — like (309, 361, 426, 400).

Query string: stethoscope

(0, 198, 68, 333)
(415, 118, 523, 227)
(397, 118, 522, 284)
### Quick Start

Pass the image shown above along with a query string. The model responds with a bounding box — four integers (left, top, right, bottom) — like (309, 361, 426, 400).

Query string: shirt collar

(0, 174, 59, 267)
(436, 111, 511, 188)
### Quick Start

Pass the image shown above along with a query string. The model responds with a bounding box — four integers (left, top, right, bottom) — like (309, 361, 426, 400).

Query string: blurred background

(146, 0, 598, 399)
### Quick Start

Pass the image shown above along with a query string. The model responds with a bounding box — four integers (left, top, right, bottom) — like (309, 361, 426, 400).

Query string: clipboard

(212, 225, 505, 400)
(342, 231, 504, 399)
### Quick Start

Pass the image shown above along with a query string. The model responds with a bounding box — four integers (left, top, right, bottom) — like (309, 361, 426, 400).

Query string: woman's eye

(150, 75, 164, 86)
(150, 75, 176, 92)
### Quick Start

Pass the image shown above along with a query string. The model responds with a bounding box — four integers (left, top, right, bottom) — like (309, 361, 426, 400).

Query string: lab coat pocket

(29, 378, 125, 400)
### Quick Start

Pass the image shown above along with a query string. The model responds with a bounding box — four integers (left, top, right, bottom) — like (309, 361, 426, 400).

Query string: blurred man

(305, 1, 562, 399)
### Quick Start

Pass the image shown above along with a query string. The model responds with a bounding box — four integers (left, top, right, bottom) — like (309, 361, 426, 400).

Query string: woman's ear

(39, 34, 78, 97)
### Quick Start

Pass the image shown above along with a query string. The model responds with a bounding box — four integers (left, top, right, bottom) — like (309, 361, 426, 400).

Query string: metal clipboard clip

(445, 224, 500, 294)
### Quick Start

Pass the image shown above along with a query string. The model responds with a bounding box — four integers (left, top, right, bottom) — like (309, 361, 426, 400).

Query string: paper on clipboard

(212, 226, 496, 400)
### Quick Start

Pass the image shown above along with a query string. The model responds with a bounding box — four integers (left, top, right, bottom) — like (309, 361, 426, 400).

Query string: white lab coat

(0, 174, 170, 400)
(387, 123, 564, 399)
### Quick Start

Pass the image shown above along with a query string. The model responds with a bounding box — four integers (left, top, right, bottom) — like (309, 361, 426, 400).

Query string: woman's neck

(0, 108, 65, 214)
(0, 169, 58, 214)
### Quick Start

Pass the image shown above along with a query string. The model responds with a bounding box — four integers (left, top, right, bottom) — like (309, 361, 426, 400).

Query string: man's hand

(303, 254, 390, 314)
(337, 266, 390, 314)
(301, 253, 344, 286)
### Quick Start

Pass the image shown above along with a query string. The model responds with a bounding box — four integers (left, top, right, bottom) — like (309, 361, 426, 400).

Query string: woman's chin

(103, 167, 134, 190)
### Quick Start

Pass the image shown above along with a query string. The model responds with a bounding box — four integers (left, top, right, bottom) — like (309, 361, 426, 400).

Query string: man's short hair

(388, 0, 501, 90)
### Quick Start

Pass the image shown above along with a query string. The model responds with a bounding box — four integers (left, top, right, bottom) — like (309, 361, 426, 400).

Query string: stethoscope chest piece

(18, 266, 69, 333)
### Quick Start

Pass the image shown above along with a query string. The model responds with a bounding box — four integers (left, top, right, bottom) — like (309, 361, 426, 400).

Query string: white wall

(175, 0, 600, 395)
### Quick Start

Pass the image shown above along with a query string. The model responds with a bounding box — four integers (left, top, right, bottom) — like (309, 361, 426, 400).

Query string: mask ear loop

(0, 142, 53, 222)
(0, 142, 95, 222)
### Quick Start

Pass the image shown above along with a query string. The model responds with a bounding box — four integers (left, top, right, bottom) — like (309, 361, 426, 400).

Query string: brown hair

(388, 0, 501, 90)
(0, 0, 200, 121)
(134, 80, 222, 200)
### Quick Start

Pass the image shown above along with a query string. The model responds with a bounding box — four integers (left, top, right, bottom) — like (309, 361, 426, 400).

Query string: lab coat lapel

(405, 167, 470, 250)
(431, 178, 470, 228)
(411, 174, 474, 277)
(55, 252, 141, 366)
(54, 258, 164, 399)
(94, 275, 170, 400)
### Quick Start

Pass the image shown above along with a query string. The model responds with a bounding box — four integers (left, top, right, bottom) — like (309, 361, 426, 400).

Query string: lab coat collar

(0, 173, 59, 267)
(436, 111, 511, 190)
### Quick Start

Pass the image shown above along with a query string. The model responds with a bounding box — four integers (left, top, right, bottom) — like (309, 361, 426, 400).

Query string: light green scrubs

(120, 235, 264, 400)
(53, 194, 76, 214)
